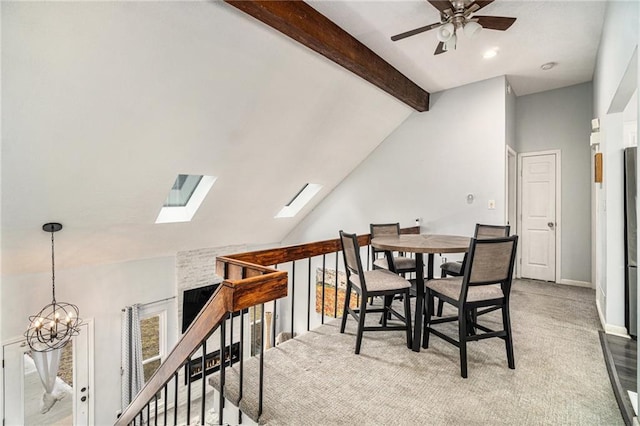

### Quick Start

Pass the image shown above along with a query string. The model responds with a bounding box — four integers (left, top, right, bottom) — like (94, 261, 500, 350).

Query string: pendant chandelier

(25, 223, 82, 352)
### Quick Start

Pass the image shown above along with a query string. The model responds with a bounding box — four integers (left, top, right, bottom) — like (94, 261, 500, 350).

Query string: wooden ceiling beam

(224, 0, 430, 112)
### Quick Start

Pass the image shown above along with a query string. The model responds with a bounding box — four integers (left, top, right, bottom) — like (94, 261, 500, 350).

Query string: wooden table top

(371, 234, 470, 254)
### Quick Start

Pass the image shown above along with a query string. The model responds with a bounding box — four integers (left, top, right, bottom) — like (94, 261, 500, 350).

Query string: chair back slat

(467, 238, 517, 283)
(475, 224, 511, 239)
(370, 223, 400, 238)
(370, 223, 401, 259)
(339, 231, 362, 277)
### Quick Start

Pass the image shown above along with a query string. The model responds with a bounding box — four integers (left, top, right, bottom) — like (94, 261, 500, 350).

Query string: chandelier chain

(51, 229, 56, 303)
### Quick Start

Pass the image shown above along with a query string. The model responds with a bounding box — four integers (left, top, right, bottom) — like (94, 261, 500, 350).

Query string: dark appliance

(624, 146, 637, 338)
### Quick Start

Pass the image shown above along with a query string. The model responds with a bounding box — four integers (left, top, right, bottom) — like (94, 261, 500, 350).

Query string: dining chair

(339, 230, 412, 354)
(423, 235, 518, 378)
(370, 223, 417, 275)
(437, 223, 510, 316)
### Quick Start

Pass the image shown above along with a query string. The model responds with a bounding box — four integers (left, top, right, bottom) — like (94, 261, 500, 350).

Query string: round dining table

(371, 234, 470, 352)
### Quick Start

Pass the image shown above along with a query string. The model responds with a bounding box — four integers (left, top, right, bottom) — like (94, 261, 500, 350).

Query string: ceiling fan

(391, 0, 516, 55)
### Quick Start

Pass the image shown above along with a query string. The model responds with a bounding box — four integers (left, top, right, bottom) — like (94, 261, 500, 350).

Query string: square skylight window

(275, 183, 322, 218)
(155, 174, 216, 224)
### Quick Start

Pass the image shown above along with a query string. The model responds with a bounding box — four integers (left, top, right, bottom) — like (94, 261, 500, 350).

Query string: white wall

(284, 76, 508, 261)
(515, 82, 593, 284)
(1, 256, 177, 425)
(592, 0, 639, 333)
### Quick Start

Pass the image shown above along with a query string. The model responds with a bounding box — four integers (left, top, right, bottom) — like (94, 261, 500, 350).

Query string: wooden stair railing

(115, 261, 287, 426)
(225, 226, 419, 267)
(115, 226, 419, 425)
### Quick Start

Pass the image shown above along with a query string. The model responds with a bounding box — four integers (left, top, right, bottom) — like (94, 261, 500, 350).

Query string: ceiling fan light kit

(463, 21, 482, 38)
(444, 34, 457, 51)
(391, 0, 517, 55)
(437, 22, 455, 42)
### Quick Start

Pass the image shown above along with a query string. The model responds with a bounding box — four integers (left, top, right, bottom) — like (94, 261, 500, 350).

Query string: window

(155, 174, 217, 224)
(275, 183, 322, 218)
(140, 311, 166, 382)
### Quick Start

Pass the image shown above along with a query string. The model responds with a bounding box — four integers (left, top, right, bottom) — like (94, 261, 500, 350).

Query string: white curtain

(31, 348, 64, 413)
(121, 304, 144, 414)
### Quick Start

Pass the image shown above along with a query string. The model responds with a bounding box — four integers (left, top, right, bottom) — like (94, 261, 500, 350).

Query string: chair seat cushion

(427, 277, 503, 303)
(440, 261, 463, 276)
(350, 270, 411, 293)
(373, 256, 416, 271)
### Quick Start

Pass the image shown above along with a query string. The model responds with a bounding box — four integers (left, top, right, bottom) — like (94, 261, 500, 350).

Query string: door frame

(505, 146, 518, 233)
(506, 146, 518, 276)
(517, 149, 562, 282)
(1, 319, 95, 426)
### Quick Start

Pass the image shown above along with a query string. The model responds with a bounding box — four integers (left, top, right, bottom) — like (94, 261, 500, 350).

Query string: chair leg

(502, 303, 515, 369)
(422, 291, 434, 349)
(382, 295, 392, 327)
(437, 299, 444, 316)
(340, 283, 352, 333)
(355, 293, 368, 354)
(403, 290, 412, 349)
(459, 307, 468, 378)
(465, 309, 476, 336)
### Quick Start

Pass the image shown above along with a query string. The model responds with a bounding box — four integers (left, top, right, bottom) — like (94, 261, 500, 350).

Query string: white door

(520, 153, 558, 281)
(3, 323, 91, 426)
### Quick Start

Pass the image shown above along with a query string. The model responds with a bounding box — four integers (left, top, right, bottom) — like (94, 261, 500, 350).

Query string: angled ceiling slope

(2, 1, 413, 274)
(225, 0, 430, 112)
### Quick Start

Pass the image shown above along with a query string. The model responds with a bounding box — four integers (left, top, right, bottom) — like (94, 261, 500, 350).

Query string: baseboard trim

(606, 324, 631, 338)
(596, 299, 631, 337)
(558, 278, 593, 288)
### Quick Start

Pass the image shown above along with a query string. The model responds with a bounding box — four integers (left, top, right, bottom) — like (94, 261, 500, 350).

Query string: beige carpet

(211, 279, 623, 425)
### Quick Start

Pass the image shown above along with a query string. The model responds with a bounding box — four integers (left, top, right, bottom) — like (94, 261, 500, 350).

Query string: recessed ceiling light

(483, 49, 498, 59)
(540, 62, 557, 71)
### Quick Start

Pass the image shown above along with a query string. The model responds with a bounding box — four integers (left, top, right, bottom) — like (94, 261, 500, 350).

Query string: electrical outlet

(488, 200, 496, 210)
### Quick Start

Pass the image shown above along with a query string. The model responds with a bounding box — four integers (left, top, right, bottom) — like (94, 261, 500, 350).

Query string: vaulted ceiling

(1, 1, 606, 275)
(309, 0, 606, 95)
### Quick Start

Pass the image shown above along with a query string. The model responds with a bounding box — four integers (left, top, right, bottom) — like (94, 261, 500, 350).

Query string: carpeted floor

(212, 279, 623, 425)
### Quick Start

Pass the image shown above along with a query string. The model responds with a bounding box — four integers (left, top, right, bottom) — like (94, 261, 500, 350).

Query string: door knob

(548, 222, 555, 228)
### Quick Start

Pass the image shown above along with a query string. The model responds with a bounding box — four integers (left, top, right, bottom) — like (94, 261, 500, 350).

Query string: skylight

(164, 174, 203, 207)
(155, 174, 216, 224)
(275, 183, 322, 218)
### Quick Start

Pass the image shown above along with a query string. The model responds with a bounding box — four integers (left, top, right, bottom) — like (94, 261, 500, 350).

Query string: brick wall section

(176, 244, 246, 328)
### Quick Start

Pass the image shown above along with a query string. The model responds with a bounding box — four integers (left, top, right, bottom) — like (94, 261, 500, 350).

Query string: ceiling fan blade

(476, 15, 516, 31)
(467, 1, 495, 14)
(428, 0, 453, 15)
(391, 22, 442, 41)
(434, 41, 446, 55)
